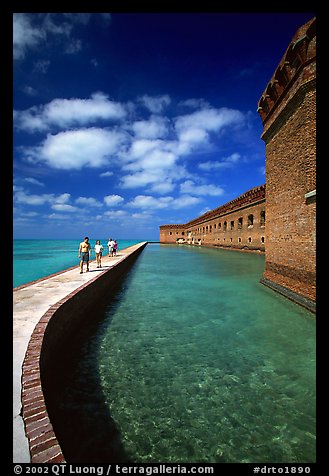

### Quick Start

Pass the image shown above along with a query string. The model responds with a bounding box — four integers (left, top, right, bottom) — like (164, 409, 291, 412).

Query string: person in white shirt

(94, 240, 104, 268)
(107, 238, 115, 257)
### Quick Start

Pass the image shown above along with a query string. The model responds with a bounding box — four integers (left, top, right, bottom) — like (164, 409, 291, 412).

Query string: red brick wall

(21, 243, 147, 463)
(160, 18, 316, 311)
(258, 18, 316, 307)
(160, 225, 186, 243)
(160, 186, 266, 252)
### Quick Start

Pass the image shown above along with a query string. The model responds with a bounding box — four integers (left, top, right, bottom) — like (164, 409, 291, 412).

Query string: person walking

(107, 237, 115, 257)
(78, 236, 91, 274)
(94, 240, 104, 268)
(113, 240, 118, 256)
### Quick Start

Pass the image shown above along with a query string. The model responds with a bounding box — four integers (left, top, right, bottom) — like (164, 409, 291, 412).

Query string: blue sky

(13, 12, 315, 240)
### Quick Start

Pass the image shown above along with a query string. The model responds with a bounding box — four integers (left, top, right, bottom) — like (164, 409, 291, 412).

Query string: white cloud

(45, 92, 126, 126)
(13, 14, 45, 60)
(128, 194, 201, 210)
(23, 85, 38, 96)
(51, 203, 78, 212)
(172, 195, 201, 208)
(198, 153, 241, 171)
(14, 13, 109, 62)
(24, 128, 127, 170)
(100, 171, 114, 178)
(124, 148, 176, 173)
(14, 190, 55, 206)
(104, 210, 128, 218)
(13, 190, 73, 207)
(180, 180, 224, 197)
(120, 171, 161, 189)
(55, 193, 71, 203)
(175, 107, 244, 135)
(104, 195, 124, 206)
(75, 196, 102, 207)
(179, 98, 210, 109)
(48, 213, 72, 220)
(138, 95, 171, 113)
(150, 181, 175, 194)
(132, 115, 169, 139)
(128, 195, 173, 210)
(14, 92, 127, 132)
(23, 177, 45, 187)
(131, 211, 153, 220)
(123, 139, 165, 161)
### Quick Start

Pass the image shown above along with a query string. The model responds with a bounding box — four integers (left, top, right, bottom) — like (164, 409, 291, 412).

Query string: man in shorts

(78, 236, 91, 274)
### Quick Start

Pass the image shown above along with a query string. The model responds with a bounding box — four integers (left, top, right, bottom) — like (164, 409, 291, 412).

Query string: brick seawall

(13, 242, 147, 463)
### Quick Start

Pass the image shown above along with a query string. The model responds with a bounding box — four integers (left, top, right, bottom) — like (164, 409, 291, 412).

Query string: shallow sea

(13, 239, 147, 287)
(48, 243, 316, 463)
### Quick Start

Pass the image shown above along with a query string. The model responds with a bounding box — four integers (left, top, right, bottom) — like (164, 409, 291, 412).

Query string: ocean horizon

(13, 238, 153, 288)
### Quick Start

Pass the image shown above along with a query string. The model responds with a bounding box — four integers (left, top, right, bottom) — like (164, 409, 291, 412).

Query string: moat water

(51, 243, 316, 463)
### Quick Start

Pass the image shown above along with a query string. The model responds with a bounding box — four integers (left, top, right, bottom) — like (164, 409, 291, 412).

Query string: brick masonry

(258, 17, 316, 308)
(160, 17, 316, 312)
(160, 185, 266, 252)
(19, 243, 147, 463)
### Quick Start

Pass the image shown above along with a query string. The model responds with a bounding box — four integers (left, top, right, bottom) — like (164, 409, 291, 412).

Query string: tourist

(113, 240, 118, 256)
(94, 240, 104, 268)
(107, 237, 115, 257)
(78, 236, 91, 274)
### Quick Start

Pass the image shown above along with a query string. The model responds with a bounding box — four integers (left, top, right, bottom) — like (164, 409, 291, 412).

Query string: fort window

(223, 221, 227, 231)
(248, 237, 252, 243)
(260, 211, 266, 227)
(230, 220, 234, 230)
(182, 232, 185, 235)
(261, 236, 265, 243)
(230, 238, 233, 242)
(169, 232, 172, 235)
(210, 225, 212, 232)
(238, 237, 242, 243)
(214, 224, 216, 230)
(238, 217, 243, 229)
(218, 223, 221, 230)
(248, 214, 254, 228)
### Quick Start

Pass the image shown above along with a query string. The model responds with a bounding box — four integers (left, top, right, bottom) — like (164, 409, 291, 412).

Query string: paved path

(13, 242, 147, 463)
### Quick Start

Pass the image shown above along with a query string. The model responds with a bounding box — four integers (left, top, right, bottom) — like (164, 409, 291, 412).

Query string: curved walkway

(13, 242, 147, 463)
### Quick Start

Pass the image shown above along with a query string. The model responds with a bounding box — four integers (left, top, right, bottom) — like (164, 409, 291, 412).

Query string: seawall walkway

(13, 242, 147, 463)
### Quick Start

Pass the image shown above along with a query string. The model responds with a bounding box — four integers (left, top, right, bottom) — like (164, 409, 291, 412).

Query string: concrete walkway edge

(13, 242, 147, 463)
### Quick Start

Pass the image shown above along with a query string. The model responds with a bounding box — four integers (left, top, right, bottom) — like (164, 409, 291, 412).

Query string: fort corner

(258, 17, 316, 312)
(160, 17, 316, 313)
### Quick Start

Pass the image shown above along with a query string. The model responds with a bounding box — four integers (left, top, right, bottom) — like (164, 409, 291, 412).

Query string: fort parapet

(160, 184, 266, 251)
(258, 17, 316, 311)
(160, 17, 316, 312)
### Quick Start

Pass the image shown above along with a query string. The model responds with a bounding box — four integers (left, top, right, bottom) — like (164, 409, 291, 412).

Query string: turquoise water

(13, 239, 147, 287)
(53, 244, 316, 463)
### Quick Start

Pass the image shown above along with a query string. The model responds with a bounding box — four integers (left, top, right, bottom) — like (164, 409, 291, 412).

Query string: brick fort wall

(160, 17, 316, 312)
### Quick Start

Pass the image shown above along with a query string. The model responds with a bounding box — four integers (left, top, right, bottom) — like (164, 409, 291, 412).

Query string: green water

(55, 243, 316, 463)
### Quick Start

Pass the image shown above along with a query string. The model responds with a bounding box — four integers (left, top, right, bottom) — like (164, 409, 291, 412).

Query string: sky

(13, 12, 315, 240)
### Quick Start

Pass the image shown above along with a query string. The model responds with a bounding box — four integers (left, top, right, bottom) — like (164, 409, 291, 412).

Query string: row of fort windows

(192, 236, 265, 244)
(181, 236, 266, 244)
(170, 211, 265, 235)
(199, 212, 265, 234)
